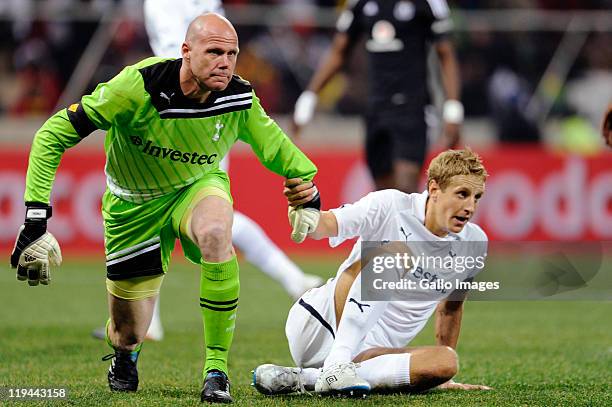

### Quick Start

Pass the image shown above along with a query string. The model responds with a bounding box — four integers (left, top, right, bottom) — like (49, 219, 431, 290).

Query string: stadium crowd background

(0, 0, 610, 147)
(0, 0, 611, 253)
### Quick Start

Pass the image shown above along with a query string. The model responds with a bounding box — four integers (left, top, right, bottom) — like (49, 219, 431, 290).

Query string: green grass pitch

(1, 256, 610, 406)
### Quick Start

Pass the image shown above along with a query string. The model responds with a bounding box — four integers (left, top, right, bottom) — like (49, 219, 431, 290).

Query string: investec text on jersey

(130, 136, 217, 165)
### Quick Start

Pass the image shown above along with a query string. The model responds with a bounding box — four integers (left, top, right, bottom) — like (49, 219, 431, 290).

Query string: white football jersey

(144, 0, 225, 59)
(330, 189, 488, 349)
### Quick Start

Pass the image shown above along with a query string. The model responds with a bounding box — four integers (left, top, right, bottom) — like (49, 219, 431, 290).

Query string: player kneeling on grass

(254, 149, 492, 397)
(10, 13, 321, 404)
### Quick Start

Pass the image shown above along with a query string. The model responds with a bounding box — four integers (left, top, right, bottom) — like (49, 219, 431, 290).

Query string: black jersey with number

(338, 0, 452, 111)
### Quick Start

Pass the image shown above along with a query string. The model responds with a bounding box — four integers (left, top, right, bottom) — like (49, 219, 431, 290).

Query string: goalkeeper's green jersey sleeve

(25, 57, 317, 204)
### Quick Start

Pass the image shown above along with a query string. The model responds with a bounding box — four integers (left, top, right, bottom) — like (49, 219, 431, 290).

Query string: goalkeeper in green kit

(9, 13, 321, 404)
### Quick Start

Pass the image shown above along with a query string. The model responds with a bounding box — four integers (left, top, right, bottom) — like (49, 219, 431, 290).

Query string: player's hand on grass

(437, 379, 492, 390)
(10, 203, 62, 286)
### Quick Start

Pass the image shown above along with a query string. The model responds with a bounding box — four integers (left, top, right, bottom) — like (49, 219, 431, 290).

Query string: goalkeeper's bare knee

(106, 275, 164, 350)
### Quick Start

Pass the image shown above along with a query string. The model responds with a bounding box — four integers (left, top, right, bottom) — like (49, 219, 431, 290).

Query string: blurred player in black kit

(293, 0, 463, 193)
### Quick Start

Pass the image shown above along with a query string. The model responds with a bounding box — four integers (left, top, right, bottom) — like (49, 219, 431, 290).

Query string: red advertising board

(1, 146, 611, 255)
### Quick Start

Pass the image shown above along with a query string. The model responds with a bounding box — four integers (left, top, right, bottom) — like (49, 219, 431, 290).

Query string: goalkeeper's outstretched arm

(13, 64, 143, 285)
(10, 107, 85, 286)
(25, 106, 89, 204)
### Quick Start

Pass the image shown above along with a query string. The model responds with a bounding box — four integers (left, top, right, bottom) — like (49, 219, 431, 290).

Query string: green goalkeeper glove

(10, 203, 62, 286)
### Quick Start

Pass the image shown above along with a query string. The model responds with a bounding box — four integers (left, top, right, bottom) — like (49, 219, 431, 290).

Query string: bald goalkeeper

(10, 13, 320, 403)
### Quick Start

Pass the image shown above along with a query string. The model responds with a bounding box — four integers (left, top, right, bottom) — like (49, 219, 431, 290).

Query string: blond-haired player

(253, 149, 492, 397)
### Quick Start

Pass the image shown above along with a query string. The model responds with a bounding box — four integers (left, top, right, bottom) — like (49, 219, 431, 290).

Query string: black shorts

(364, 110, 427, 178)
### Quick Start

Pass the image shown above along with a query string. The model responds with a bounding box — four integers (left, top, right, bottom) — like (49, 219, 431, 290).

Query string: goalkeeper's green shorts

(102, 170, 232, 281)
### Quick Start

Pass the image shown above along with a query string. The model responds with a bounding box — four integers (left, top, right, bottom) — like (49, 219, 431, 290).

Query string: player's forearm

(309, 211, 338, 240)
(265, 136, 318, 182)
(244, 97, 318, 181)
(307, 34, 350, 94)
(436, 40, 461, 102)
(24, 110, 83, 203)
(434, 300, 464, 349)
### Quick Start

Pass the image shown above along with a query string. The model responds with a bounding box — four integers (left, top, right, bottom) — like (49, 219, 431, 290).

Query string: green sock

(200, 256, 240, 377)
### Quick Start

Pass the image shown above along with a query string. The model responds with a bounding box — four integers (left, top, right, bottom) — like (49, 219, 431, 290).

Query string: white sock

(146, 296, 163, 338)
(232, 211, 306, 297)
(323, 275, 389, 369)
(356, 353, 411, 390)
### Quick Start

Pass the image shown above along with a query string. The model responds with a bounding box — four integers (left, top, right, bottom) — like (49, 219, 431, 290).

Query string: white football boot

(315, 362, 370, 397)
(252, 364, 307, 395)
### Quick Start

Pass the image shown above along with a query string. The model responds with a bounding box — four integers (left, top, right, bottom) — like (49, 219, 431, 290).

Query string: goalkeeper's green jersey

(24, 57, 317, 204)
